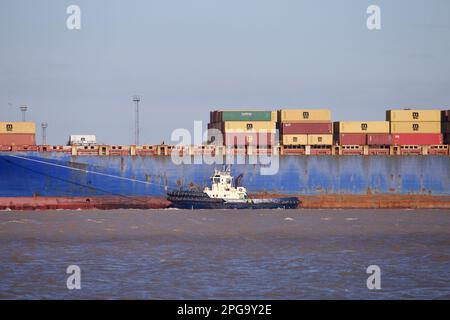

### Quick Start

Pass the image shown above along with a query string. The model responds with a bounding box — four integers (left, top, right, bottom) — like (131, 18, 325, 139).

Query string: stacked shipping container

(387, 109, 442, 145)
(2, 108, 450, 153)
(442, 110, 450, 144)
(208, 110, 276, 147)
(333, 121, 390, 145)
(278, 109, 332, 146)
(209, 108, 447, 149)
(0, 122, 36, 146)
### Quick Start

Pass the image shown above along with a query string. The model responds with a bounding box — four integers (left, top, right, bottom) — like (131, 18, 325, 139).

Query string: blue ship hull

(0, 152, 449, 199)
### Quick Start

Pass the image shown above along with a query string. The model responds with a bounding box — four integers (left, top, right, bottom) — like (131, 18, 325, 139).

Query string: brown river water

(0, 209, 449, 299)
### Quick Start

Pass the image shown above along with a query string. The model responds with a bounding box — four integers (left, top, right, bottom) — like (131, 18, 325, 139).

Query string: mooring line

(7, 154, 175, 190)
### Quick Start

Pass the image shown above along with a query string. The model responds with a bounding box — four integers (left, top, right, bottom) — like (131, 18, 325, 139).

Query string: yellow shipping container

(334, 121, 389, 133)
(386, 109, 441, 122)
(0, 122, 36, 134)
(282, 134, 308, 145)
(307, 134, 333, 145)
(224, 121, 276, 132)
(390, 121, 441, 133)
(278, 109, 331, 122)
(271, 110, 278, 122)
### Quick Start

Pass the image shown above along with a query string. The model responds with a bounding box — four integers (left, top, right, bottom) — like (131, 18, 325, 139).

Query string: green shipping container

(219, 110, 273, 121)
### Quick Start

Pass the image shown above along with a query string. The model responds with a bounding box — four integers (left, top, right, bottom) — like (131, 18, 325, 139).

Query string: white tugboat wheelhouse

(203, 169, 247, 201)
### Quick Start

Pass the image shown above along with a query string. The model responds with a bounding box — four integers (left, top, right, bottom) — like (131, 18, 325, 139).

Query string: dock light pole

(132, 95, 140, 146)
(41, 122, 48, 145)
(20, 105, 28, 121)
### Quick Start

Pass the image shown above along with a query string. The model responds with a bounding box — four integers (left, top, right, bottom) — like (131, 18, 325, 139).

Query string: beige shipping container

(271, 110, 278, 122)
(334, 121, 389, 133)
(278, 109, 331, 122)
(307, 134, 333, 145)
(386, 109, 441, 122)
(223, 121, 276, 132)
(0, 122, 36, 134)
(390, 121, 441, 134)
(282, 134, 308, 145)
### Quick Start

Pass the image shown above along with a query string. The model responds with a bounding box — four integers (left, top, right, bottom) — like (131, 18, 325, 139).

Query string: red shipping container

(224, 132, 275, 147)
(281, 122, 332, 134)
(0, 133, 36, 146)
(337, 133, 366, 145)
(392, 133, 443, 145)
(367, 133, 392, 146)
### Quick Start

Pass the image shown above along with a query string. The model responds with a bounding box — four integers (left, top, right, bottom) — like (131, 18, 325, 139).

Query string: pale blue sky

(1, 0, 449, 145)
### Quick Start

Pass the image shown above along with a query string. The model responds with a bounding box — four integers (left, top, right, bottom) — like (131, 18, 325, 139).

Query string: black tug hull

(167, 191, 300, 209)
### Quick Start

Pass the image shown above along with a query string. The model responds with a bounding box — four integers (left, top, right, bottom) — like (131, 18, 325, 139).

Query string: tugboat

(167, 168, 300, 209)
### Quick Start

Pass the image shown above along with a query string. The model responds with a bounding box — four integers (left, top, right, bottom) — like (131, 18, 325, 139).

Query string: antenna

(20, 105, 28, 121)
(41, 122, 48, 145)
(132, 95, 140, 145)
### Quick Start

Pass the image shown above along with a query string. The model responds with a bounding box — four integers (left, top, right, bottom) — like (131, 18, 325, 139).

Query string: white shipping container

(69, 135, 97, 146)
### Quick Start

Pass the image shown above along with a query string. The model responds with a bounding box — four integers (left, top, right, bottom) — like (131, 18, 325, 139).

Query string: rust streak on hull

(0, 196, 171, 210)
(250, 193, 450, 209)
(1, 194, 450, 210)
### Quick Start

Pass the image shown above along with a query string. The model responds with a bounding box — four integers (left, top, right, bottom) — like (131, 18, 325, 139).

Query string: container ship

(1, 108, 449, 210)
